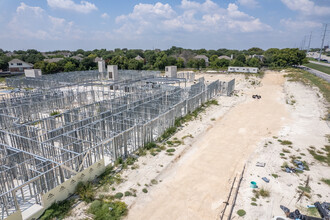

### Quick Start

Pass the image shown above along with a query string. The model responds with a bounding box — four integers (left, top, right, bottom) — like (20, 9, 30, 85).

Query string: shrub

(40, 199, 74, 220)
(88, 200, 128, 220)
(166, 148, 175, 153)
(259, 188, 270, 197)
(144, 142, 157, 150)
(125, 157, 136, 165)
(76, 182, 94, 203)
(251, 202, 257, 206)
(114, 192, 123, 199)
(151, 179, 158, 185)
(237, 209, 246, 216)
(282, 149, 291, 153)
(272, 174, 278, 178)
(124, 191, 132, 197)
(142, 188, 148, 193)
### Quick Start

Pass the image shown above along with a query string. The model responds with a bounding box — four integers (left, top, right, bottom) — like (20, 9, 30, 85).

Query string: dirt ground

(233, 72, 330, 219)
(66, 70, 329, 220)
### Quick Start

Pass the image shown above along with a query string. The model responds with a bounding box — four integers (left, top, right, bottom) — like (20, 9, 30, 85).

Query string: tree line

(0, 47, 307, 74)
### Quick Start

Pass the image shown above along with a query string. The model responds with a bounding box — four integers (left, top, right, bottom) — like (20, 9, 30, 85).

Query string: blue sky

(0, 0, 329, 51)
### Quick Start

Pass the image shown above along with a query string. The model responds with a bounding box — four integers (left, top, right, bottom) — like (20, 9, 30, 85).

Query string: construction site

(0, 64, 235, 220)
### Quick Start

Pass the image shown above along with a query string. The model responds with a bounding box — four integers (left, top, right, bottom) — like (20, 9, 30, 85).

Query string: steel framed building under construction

(0, 69, 234, 220)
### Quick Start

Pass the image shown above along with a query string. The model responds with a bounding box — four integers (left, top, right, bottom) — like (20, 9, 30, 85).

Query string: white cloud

(281, 0, 330, 16)
(115, 0, 271, 38)
(237, 0, 259, 8)
(8, 2, 82, 40)
(280, 18, 322, 30)
(101, 13, 109, 19)
(47, 0, 97, 13)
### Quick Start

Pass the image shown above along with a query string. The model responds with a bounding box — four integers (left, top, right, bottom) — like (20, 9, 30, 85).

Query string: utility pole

(319, 24, 327, 61)
(307, 31, 312, 53)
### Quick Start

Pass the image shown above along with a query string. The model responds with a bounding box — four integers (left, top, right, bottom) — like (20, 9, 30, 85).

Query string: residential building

(135, 55, 144, 61)
(252, 54, 264, 61)
(44, 58, 64, 63)
(218, 55, 232, 60)
(228, 66, 258, 73)
(8, 59, 33, 73)
(194, 55, 209, 66)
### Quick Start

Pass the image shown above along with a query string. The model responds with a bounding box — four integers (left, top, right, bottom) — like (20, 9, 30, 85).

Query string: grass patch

(88, 200, 128, 220)
(321, 178, 330, 186)
(237, 209, 246, 216)
(166, 148, 176, 153)
(272, 174, 279, 178)
(307, 207, 321, 217)
(50, 111, 61, 117)
(281, 140, 293, 145)
(282, 148, 291, 153)
(285, 68, 330, 110)
(304, 62, 330, 75)
(308, 145, 330, 166)
(151, 179, 158, 185)
(298, 185, 311, 193)
(39, 199, 74, 220)
(251, 197, 257, 202)
(251, 202, 257, 206)
(259, 188, 270, 197)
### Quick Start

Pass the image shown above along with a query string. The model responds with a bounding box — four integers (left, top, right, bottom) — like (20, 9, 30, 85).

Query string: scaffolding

(0, 70, 229, 219)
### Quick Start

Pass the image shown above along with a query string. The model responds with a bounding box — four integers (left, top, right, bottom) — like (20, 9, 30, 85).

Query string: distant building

(134, 55, 144, 61)
(252, 54, 264, 61)
(57, 51, 71, 57)
(8, 59, 33, 73)
(218, 55, 232, 60)
(228, 66, 258, 73)
(44, 58, 63, 63)
(72, 56, 83, 61)
(194, 55, 209, 66)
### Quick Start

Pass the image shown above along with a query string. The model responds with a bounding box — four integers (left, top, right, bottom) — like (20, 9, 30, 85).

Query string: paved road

(309, 60, 330, 67)
(301, 65, 330, 83)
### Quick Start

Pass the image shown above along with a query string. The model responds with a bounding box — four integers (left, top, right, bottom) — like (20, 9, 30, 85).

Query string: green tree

(209, 55, 219, 63)
(81, 57, 96, 70)
(236, 54, 246, 64)
(248, 47, 264, 55)
(45, 62, 59, 74)
(176, 58, 185, 68)
(230, 59, 244, 67)
(247, 57, 260, 67)
(64, 61, 76, 72)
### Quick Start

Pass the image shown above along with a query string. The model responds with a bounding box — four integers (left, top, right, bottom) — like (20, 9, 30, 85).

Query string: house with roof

(8, 59, 33, 73)
(71, 56, 83, 61)
(194, 55, 209, 66)
(252, 54, 264, 61)
(44, 58, 64, 63)
(218, 55, 232, 60)
(134, 55, 144, 62)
